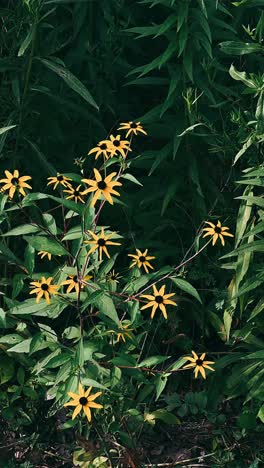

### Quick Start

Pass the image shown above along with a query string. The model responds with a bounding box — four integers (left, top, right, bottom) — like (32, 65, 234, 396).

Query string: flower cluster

(1, 121, 230, 426)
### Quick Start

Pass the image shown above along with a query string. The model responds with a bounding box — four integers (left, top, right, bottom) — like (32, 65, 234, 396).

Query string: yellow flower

(110, 322, 133, 343)
(37, 251, 52, 261)
(107, 269, 121, 283)
(88, 141, 113, 160)
(0, 169, 32, 199)
(29, 276, 59, 304)
(63, 184, 86, 204)
(47, 173, 72, 190)
(118, 121, 147, 138)
(128, 248, 155, 273)
(101, 134, 131, 159)
(84, 227, 121, 261)
(64, 383, 103, 422)
(81, 169, 122, 207)
(140, 284, 177, 319)
(202, 220, 234, 246)
(182, 351, 215, 379)
(61, 274, 92, 294)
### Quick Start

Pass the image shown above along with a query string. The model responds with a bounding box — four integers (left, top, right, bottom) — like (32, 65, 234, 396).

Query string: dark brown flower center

(11, 177, 19, 185)
(139, 256, 146, 262)
(73, 275, 78, 283)
(99, 143, 107, 150)
(130, 122, 137, 129)
(155, 295, 163, 304)
(57, 175, 64, 181)
(98, 238, 106, 247)
(79, 396, 88, 405)
(97, 181, 107, 190)
(113, 140, 120, 147)
(196, 359, 203, 366)
(41, 283, 49, 291)
(74, 190, 80, 196)
(214, 226, 222, 234)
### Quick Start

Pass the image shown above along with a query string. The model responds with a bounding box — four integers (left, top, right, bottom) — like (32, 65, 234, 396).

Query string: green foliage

(1, 0, 264, 465)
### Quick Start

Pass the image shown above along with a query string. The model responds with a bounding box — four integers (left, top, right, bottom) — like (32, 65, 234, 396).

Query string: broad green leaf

(88, 289, 119, 325)
(2, 224, 40, 236)
(42, 213, 57, 235)
(39, 58, 98, 110)
(151, 409, 180, 425)
(155, 374, 169, 400)
(171, 277, 202, 303)
(48, 194, 84, 215)
(23, 235, 68, 256)
(138, 355, 170, 368)
(81, 378, 107, 390)
(8, 338, 32, 354)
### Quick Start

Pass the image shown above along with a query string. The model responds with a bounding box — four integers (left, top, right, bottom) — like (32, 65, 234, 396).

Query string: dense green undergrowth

(1, 0, 264, 466)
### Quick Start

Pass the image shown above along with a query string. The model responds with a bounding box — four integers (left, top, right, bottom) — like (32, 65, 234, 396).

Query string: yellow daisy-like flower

(47, 173, 72, 190)
(110, 322, 133, 343)
(118, 121, 147, 138)
(107, 270, 121, 283)
(101, 134, 131, 159)
(61, 274, 92, 294)
(29, 276, 59, 304)
(0, 169, 32, 199)
(88, 141, 113, 160)
(63, 184, 86, 204)
(182, 351, 215, 379)
(37, 251, 52, 261)
(202, 220, 234, 246)
(64, 383, 103, 422)
(140, 284, 177, 319)
(84, 227, 121, 261)
(128, 248, 155, 274)
(81, 169, 122, 207)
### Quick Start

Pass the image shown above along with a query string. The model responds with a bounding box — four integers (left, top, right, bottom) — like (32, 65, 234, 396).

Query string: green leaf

(81, 378, 107, 390)
(87, 288, 119, 325)
(2, 224, 40, 237)
(171, 277, 202, 304)
(221, 240, 264, 258)
(39, 58, 99, 110)
(48, 194, 84, 215)
(121, 173, 143, 186)
(8, 338, 32, 354)
(257, 405, 264, 423)
(220, 41, 263, 55)
(23, 235, 68, 256)
(8, 298, 50, 316)
(151, 409, 180, 425)
(18, 26, 34, 57)
(229, 65, 257, 89)
(155, 373, 170, 400)
(42, 213, 57, 235)
(0, 125, 17, 136)
(138, 355, 170, 368)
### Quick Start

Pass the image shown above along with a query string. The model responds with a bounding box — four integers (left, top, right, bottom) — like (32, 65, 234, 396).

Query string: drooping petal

(72, 404, 82, 420)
